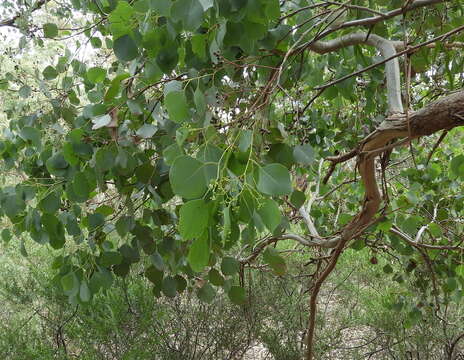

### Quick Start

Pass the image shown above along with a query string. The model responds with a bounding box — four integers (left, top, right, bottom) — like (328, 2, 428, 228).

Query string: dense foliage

(1, 0, 464, 358)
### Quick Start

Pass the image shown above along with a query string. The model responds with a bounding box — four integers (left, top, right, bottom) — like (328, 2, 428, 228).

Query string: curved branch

(311, 24, 464, 95)
(308, 32, 403, 113)
(305, 90, 464, 360)
(391, 226, 464, 251)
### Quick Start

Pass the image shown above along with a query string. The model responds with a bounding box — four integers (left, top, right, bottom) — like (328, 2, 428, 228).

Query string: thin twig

(425, 130, 448, 165)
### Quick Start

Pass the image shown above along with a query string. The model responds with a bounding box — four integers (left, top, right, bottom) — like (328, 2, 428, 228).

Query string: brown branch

(323, 147, 359, 184)
(425, 130, 448, 165)
(306, 89, 464, 359)
(305, 232, 348, 360)
(0, 0, 50, 27)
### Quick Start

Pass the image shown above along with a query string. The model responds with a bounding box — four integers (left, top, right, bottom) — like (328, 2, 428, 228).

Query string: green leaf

(450, 154, 464, 179)
(383, 264, 393, 274)
(109, 1, 134, 38)
(221, 257, 240, 276)
(170, 156, 209, 199)
(116, 216, 135, 237)
(456, 265, 464, 278)
(61, 272, 78, 296)
(163, 143, 184, 165)
(127, 99, 143, 115)
(290, 190, 306, 209)
(79, 280, 91, 302)
(42, 213, 65, 249)
(39, 192, 61, 214)
(95, 146, 116, 171)
(208, 268, 225, 286)
(43, 23, 58, 38)
(156, 47, 179, 74)
(20, 126, 41, 148)
(104, 73, 130, 101)
(171, 0, 204, 31)
(188, 235, 209, 273)
(165, 90, 189, 123)
(162, 276, 177, 297)
(428, 222, 442, 237)
(87, 213, 104, 230)
(3, 194, 25, 218)
(100, 251, 123, 267)
(145, 265, 163, 285)
(113, 35, 139, 62)
(238, 130, 253, 152)
(228, 286, 246, 305)
(19, 85, 31, 98)
(90, 37, 102, 48)
(293, 144, 315, 165)
(90, 269, 114, 291)
(73, 172, 91, 200)
(179, 199, 210, 240)
(92, 114, 111, 130)
(136, 124, 156, 139)
(197, 282, 216, 303)
(194, 86, 207, 115)
(87, 67, 106, 83)
(150, 252, 165, 271)
(2, 229, 12, 242)
(257, 198, 282, 232)
(257, 164, 292, 196)
(263, 247, 287, 275)
(43, 66, 58, 80)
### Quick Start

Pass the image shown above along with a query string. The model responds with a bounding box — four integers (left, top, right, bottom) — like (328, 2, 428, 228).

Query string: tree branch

(296, 0, 446, 49)
(391, 226, 464, 251)
(307, 32, 403, 113)
(311, 24, 464, 95)
(0, 0, 50, 28)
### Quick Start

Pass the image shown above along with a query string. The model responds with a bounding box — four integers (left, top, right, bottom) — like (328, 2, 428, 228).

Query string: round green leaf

(61, 272, 78, 296)
(19, 85, 31, 98)
(221, 257, 240, 276)
(171, 0, 204, 31)
(197, 282, 216, 303)
(188, 235, 210, 273)
(87, 67, 106, 83)
(208, 268, 225, 286)
(43, 66, 58, 80)
(113, 34, 139, 62)
(79, 280, 91, 302)
(165, 90, 189, 123)
(257, 164, 292, 196)
(43, 23, 58, 38)
(293, 144, 315, 165)
(39, 192, 61, 214)
(257, 198, 282, 232)
(228, 285, 246, 305)
(179, 199, 210, 240)
(450, 154, 464, 179)
(162, 276, 178, 297)
(169, 156, 209, 199)
(145, 265, 163, 285)
(290, 190, 306, 209)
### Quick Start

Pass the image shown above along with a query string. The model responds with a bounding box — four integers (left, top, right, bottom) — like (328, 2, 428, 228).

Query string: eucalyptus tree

(1, 0, 464, 358)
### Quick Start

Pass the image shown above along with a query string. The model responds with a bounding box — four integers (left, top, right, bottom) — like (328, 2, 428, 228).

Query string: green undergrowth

(0, 239, 462, 359)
